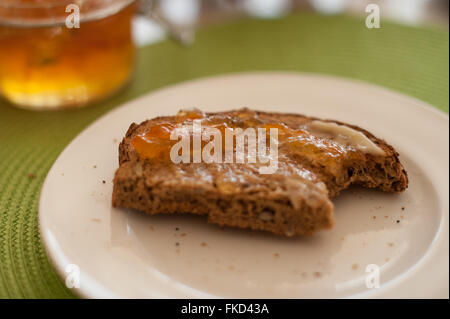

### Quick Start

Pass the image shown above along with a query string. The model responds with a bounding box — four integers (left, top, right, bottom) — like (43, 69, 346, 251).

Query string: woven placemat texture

(0, 13, 448, 298)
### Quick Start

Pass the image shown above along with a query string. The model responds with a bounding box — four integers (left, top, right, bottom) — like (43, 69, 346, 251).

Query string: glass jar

(0, 0, 135, 110)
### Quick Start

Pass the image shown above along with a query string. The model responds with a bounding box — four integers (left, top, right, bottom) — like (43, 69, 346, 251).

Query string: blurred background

(135, 0, 449, 46)
(0, 0, 448, 109)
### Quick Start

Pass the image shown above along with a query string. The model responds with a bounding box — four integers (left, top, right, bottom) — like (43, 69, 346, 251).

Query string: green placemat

(0, 13, 448, 299)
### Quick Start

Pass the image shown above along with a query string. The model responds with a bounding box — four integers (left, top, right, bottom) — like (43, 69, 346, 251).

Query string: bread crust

(112, 109, 408, 236)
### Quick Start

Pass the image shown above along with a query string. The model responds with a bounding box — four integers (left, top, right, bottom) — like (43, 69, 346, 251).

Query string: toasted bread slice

(112, 109, 408, 236)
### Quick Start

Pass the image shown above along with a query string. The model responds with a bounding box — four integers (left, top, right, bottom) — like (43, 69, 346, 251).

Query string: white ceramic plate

(39, 72, 449, 298)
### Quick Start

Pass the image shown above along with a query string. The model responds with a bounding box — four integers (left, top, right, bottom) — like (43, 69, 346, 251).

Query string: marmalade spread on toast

(113, 109, 406, 237)
(130, 109, 386, 206)
(131, 109, 384, 165)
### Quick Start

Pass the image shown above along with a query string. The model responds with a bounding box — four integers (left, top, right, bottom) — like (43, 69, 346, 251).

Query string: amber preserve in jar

(0, 0, 135, 110)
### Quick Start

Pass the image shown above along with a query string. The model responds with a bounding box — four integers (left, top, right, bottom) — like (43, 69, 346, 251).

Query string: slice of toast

(112, 109, 408, 236)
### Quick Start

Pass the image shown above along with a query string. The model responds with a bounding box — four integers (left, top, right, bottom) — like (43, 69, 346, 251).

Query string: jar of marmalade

(0, 0, 135, 110)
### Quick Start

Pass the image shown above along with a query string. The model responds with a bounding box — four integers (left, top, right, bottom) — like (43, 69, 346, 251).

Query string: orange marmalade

(131, 109, 385, 166)
(0, 0, 135, 109)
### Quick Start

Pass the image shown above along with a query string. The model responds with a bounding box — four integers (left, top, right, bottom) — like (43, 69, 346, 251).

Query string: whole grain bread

(112, 109, 408, 236)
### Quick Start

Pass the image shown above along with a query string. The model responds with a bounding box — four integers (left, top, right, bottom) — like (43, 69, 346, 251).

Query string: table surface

(0, 13, 448, 298)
